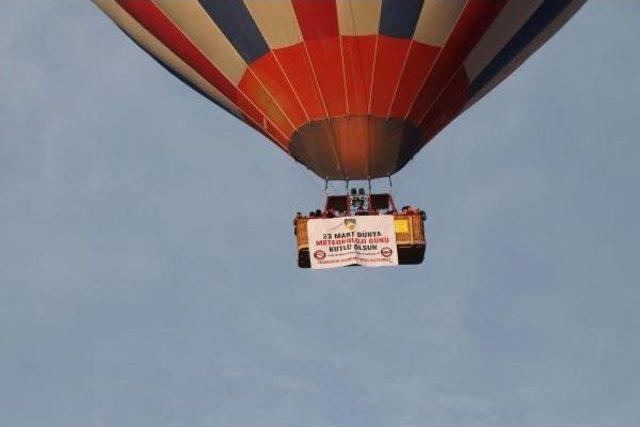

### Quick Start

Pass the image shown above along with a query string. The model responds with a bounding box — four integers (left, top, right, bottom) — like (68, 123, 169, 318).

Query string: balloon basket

(293, 191, 426, 269)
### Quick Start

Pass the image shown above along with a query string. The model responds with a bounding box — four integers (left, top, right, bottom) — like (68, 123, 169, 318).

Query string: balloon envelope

(94, 0, 586, 180)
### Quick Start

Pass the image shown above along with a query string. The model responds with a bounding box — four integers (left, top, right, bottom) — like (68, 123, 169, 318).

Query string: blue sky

(1, 1, 639, 426)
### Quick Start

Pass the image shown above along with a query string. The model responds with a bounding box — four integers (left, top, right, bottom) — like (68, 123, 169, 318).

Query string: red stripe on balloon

(249, 52, 308, 129)
(273, 44, 325, 121)
(292, 0, 340, 40)
(387, 42, 440, 119)
(292, 0, 346, 117)
(305, 37, 347, 117)
(369, 36, 412, 117)
(342, 35, 376, 116)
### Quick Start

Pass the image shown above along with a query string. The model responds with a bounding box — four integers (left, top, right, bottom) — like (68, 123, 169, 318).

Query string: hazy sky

(1, 1, 639, 426)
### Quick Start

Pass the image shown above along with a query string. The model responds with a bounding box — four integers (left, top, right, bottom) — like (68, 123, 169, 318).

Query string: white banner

(307, 215, 398, 269)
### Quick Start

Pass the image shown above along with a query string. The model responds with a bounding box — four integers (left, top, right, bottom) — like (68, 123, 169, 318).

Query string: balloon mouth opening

(289, 116, 423, 181)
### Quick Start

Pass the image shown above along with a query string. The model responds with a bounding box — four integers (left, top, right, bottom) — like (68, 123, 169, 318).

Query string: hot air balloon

(92, 0, 586, 268)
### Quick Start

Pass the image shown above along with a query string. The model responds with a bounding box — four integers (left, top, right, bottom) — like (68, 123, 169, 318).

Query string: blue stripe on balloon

(197, 0, 269, 64)
(379, 0, 425, 39)
(469, 0, 575, 97)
